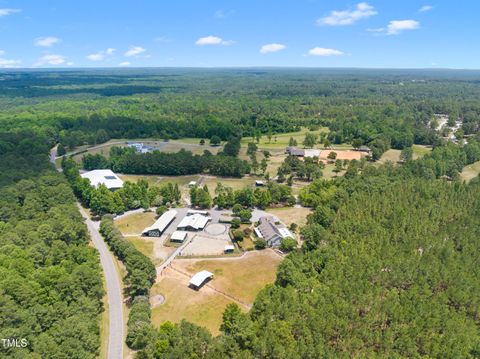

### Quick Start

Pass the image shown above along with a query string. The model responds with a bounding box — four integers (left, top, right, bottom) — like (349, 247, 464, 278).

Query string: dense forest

(1, 69, 480, 358)
(0, 132, 104, 358)
(1, 69, 480, 155)
(137, 143, 480, 358)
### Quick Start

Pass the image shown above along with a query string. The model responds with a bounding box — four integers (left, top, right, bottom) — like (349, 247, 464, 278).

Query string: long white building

(142, 210, 177, 237)
(80, 169, 124, 190)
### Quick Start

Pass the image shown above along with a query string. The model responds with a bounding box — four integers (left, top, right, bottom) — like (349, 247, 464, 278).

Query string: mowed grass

(378, 149, 401, 164)
(177, 250, 282, 304)
(202, 176, 259, 193)
(151, 269, 234, 335)
(266, 207, 312, 228)
(126, 236, 155, 261)
(460, 160, 480, 182)
(118, 174, 200, 187)
(412, 144, 432, 159)
(240, 127, 330, 150)
(115, 212, 157, 235)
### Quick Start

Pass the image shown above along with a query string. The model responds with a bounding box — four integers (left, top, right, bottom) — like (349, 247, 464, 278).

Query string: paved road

(77, 204, 124, 359)
(50, 146, 124, 359)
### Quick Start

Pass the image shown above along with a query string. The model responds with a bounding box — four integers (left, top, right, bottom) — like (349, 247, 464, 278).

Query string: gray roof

(286, 147, 305, 156)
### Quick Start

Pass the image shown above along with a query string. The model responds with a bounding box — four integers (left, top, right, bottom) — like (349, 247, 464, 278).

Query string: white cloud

(195, 35, 235, 46)
(260, 43, 286, 54)
(419, 5, 434, 12)
(154, 36, 172, 43)
(35, 54, 66, 66)
(0, 58, 21, 68)
(387, 20, 420, 35)
(214, 9, 234, 19)
(124, 46, 146, 57)
(119, 61, 130, 67)
(87, 48, 115, 61)
(34, 37, 61, 47)
(367, 27, 385, 33)
(0, 8, 21, 17)
(308, 47, 344, 56)
(318, 2, 377, 26)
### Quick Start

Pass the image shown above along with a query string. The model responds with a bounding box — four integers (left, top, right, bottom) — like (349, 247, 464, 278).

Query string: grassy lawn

(202, 176, 259, 193)
(412, 144, 432, 159)
(378, 149, 401, 164)
(178, 250, 282, 304)
(151, 250, 282, 335)
(151, 269, 234, 335)
(460, 160, 480, 182)
(126, 236, 155, 260)
(118, 174, 200, 187)
(115, 212, 157, 235)
(266, 206, 312, 228)
(240, 127, 330, 150)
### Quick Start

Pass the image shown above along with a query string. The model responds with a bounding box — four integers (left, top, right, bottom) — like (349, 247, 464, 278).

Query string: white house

(256, 216, 294, 247)
(80, 169, 124, 190)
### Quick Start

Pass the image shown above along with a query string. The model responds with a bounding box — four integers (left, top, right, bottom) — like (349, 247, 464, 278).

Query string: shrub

(280, 237, 297, 252)
(231, 218, 241, 229)
(255, 238, 267, 250)
(232, 229, 244, 241)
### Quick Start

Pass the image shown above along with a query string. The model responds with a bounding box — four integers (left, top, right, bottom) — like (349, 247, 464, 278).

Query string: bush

(156, 205, 168, 216)
(232, 229, 244, 241)
(231, 218, 241, 229)
(255, 238, 267, 250)
(280, 237, 297, 252)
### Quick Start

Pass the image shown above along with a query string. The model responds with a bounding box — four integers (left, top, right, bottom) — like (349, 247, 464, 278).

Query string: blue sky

(0, 0, 478, 68)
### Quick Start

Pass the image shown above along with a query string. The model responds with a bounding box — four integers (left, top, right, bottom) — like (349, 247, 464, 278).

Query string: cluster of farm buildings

(285, 146, 371, 162)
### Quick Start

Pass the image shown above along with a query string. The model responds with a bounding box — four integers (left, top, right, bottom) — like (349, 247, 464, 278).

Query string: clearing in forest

(151, 250, 283, 334)
(460, 160, 480, 182)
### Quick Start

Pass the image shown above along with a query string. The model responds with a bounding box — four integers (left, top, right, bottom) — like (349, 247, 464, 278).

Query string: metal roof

(189, 270, 213, 287)
(80, 169, 124, 190)
(177, 213, 211, 230)
(143, 210, 177, 234)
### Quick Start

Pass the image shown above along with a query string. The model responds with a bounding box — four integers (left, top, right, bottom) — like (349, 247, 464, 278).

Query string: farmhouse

(177, 213, 211, 231)
(142, 209, 177, 237)
(80, 169, 124, 190)
(255, 216, 294, 247)
(189, 270, 213, 289)
(285, 147, 305, 157)
(170, 230, 188, 243)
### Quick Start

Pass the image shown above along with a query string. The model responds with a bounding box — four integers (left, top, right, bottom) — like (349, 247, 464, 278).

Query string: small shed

(188, 181, 197, 187)
(189, 270, 213, 289)
(255, 180, 265, 187)
(170, 231, 188, 243)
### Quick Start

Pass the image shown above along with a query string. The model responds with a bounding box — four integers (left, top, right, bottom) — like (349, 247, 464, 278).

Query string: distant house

(127, 142, 156, 153)
(189, 270, 213, 289)
(177, 213, 211, 231)
(170, 230, 188, 243)
(255, 216, 294, 247)
(142, 210, 177, 237)
(187, 209, 209, 216)
(356, 146, 372, 154)
(285, 147, 305, 157)
(81, 169, 124, 191)
(303, 149, 321, 158)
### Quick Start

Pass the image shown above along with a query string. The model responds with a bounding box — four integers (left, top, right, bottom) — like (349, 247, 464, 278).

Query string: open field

(266, 206, 312, 228)
(412, 144, 432, 159)
(118, 174, 200, 187)
(460, 160, 480, 182)
(202, 175, 260, 193)
(378, 149, 401, 164)
(240, 127, 329, 150)
(115, 212, 156, 235)
(151, 250, 282, 334)
(151, 268, 235, 335)
(176, 250, 282, 304)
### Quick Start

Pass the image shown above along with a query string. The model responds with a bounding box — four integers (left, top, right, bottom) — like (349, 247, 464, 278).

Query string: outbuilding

(177, 213, 211, 231)
(170, 231, 188, 243)
(80, 169, 124, 190)
(224, 245, 235, 253)
(189, 270, 213, 289)
(142, 210, 177, 237)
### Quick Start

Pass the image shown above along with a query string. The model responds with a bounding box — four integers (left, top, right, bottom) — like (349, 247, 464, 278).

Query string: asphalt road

(50, 145, 124, 359)
(77, 205, 124, 359)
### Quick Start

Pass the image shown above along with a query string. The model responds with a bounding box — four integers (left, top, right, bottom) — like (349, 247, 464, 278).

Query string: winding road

(50, 146, 124, 359)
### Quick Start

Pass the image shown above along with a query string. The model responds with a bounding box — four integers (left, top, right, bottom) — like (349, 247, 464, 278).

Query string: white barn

(170, 231, 188, 243)
(142, 210, 177, 237)
(177, 213, 211, 231)
(81, 169, 124, 190)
